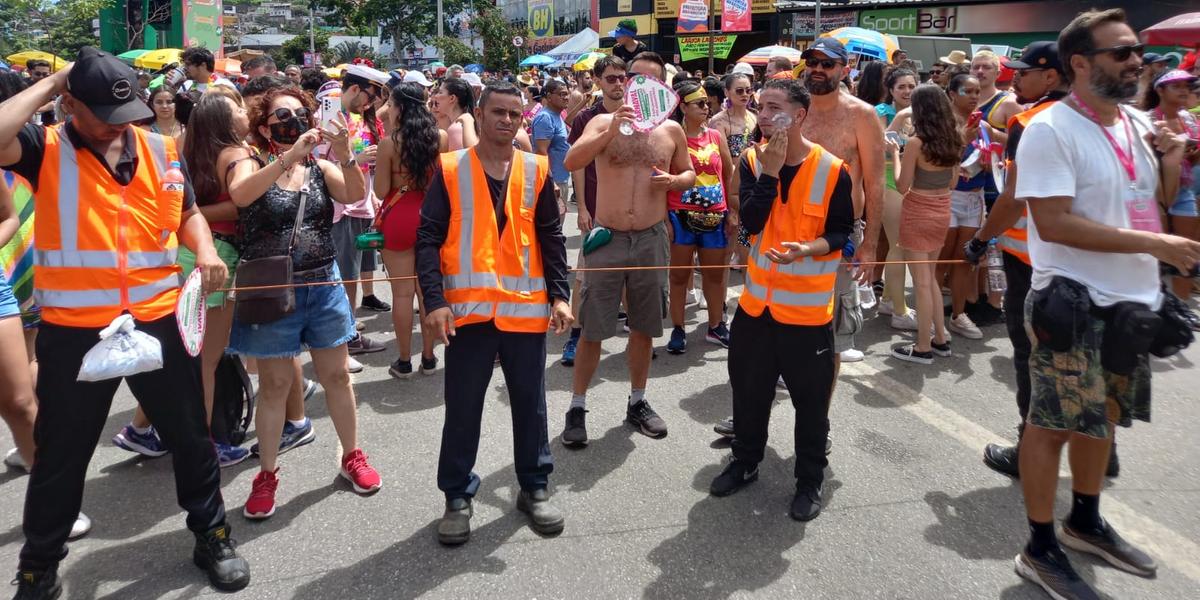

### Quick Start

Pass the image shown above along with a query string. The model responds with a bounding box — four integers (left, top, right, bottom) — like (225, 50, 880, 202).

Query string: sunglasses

(603, 74, 628, 84)
(1083, 43, 1145, 62)
(687, 100, 709, 108)
(272, 107, 311, 122)
(731, 87, 752, 95)
(805, 58, 841, 70)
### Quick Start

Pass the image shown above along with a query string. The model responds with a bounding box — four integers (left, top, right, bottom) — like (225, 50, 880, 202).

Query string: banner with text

(790, 10, 857, 36)
(722, 0, 752, 32)
(678, 34, 737, 62)
(529, 0, 555, 38)
(858, 2, 1079, 36)
(655, 0, 773, 19)
(677, 0, 709, 34)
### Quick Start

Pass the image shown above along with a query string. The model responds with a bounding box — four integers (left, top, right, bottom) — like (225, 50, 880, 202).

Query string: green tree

(469, 3, 518, 72)
(430, 37, 480, 67)
(318, 0, 467, 60)
(328, 40, 389, 67)
(4, 0, 109, 61)
(274, 29, 332, 67)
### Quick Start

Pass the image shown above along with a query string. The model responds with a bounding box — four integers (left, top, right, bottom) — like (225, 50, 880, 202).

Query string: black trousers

(437, 321, 553, 500)
(1003, 253, 1034, 432)
(20, 315, 226, 570)
(729, 307, 835, 486)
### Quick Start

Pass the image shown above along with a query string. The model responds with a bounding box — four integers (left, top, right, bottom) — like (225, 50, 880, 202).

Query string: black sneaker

(706, 322, 731, 348)
(192, 524, 251, 592)
(562, 407, 588, 448)
(347, 333, 386, 355)
(1106, 443, 1119, 478)
(11, 566, 60, 600)
(626, 399, 667, 438)
(931, 340, 952, 357)
(790, 481, 824, 521)
(420, 355, 439, 375)
(891, 344, 933, 365)
(666, 326, 687, 354)
(710, 459, 758, 497)
(713, 417, 735, 438)
(1061, 518, 1157, 577)
(983, 443, 1020, 478)
(1014, 546, 1100, 600)
(360, 295, 391, 312)
(389, 359, 413, 379)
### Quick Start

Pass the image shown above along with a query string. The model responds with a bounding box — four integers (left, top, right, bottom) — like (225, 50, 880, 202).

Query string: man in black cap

(0, 47, 250, 598)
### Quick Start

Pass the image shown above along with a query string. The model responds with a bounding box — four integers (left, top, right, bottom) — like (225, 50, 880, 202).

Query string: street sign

(513, 36, 525, 47)
(303, 51, 314, 67)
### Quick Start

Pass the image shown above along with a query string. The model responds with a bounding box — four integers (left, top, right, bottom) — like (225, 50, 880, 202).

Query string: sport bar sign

(678, 34, 737, 62)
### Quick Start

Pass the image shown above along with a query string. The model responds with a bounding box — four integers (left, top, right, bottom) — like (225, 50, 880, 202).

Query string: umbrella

(520, 54, 555, 67)
(148, 74, 165, 88)
(322, 67, 343, 79)
(823, 27, 900, 63)
(5, 51, 67, 70)
(736, 45, 803, 67)
(1142, 12, 1200, 46)
(134, 48, 182, 70)
(573, 52, 606, 72)
(117, 49, 149, 65)
(428, 61, 445, 69)
(0, 60, 7, 71)
(464, 63, 485, 74)
(215, 58, 241, 76)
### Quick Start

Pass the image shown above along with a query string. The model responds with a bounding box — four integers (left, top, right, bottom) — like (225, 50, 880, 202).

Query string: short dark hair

(300, 68, 329, 95)
(181, 47, 215, 71)
(242, 55, 276, 73)
(479, 81, 522, 110)
(242, 74, 294, 100)
(768, 56, 793, 72)
(762, 78, 810, 110)
(702, 77, 724, 102)
(1058, 8, 1128, 83)
(26, 59, 50, 71)
(592, 55, 627, 78)
(542, 79, 567, 97)
(629, 51, 666, 80)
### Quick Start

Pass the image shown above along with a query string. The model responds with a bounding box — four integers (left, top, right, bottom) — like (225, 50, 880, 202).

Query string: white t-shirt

(183, 77, 236, 93)
(1015, 101, 1162, 309)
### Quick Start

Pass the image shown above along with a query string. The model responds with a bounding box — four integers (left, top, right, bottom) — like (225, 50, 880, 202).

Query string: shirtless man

(798, 38, 885, 366)
(565, 68, 595, 125)
(560, 51, 696, 446)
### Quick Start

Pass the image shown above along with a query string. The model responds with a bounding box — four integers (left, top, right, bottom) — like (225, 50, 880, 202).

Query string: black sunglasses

(602, 74, 627, 84)
(1083, 43, 1145, 62)
(805, 58, 841, 70)
(730, 86, 752, 94)
(272, 107, 311, 122)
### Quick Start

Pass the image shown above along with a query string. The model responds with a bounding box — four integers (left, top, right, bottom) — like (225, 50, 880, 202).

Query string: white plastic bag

(77, 314, 164, 382)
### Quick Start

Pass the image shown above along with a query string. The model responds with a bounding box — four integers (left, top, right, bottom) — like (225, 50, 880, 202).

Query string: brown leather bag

(234, 168, 310, 324)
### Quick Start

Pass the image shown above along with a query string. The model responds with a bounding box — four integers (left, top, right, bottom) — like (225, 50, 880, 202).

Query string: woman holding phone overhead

(226, 86, 381, 520)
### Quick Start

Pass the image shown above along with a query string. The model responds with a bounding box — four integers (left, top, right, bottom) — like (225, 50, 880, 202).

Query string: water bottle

(163, 160, 185, 193)
(986, 240, 1006, 293)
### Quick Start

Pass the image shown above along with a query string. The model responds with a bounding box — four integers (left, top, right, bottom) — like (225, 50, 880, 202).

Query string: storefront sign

(722, 0, 752, 32)
(677, 0, 709, 33)
(678, 34, 737, 62)
(618, 0, 633, 12)
(529, 0, 555, 38)
(860, 1, 1079, 36)
(654, 0, 773, 20)
(790, 10, 857, 36)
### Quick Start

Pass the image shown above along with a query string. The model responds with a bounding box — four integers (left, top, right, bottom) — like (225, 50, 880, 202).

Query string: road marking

(844, 361, 1200, 584)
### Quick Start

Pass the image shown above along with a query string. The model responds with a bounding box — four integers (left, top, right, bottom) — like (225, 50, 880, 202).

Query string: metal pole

(707, 0, 716, 75)
(437, 0, 445, 60)
(814, 0, 821, 43)
(308, 2, 315, 60)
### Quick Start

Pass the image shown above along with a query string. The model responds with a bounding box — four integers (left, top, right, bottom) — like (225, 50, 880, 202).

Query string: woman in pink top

(665, 81, 736, 354)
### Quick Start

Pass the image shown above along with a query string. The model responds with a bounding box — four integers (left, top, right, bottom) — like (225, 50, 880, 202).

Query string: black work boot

(1106, 442, 1120, 478)
(517, 488, 565, 535)
(437, 497, 473, 546)
(11, 566, 61, 600)
(192, 524, 251, 592)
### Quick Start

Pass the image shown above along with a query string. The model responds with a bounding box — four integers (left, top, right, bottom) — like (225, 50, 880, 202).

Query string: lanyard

(1069, 92, 1136, 184)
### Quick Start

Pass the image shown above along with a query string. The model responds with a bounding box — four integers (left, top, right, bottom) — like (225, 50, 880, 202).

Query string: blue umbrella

(822, 27, 899, 62)
(464, 63, 485, 74)
(0, 59, 8, 71)
(519, 54, 555, 67)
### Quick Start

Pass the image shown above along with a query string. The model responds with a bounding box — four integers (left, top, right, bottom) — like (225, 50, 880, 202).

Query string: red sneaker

(340, 448, 382, 494)
(243, 469, 278, 519)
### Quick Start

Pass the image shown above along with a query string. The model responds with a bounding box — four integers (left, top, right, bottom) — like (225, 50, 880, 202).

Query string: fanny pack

(355, 187, 407, 251)
(234, 167, 310, 325)
(674, 209, 724, 234)
(582, 226, 613, 255)
(1029, 276, 1092, 352)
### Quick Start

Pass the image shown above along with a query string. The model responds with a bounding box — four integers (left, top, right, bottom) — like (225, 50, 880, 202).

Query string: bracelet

(340, 156, 357, 169)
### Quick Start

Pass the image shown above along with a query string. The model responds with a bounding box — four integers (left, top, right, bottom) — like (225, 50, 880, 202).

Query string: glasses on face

(1083, 43, 1145, 62)
(602, 74, 628, 85)
(731, 87, 752, 95)
(271, 107, 310, 122)
(805, 58, 841, 70)
(687, 101, 708, 109)
(930, 68, 945, 75)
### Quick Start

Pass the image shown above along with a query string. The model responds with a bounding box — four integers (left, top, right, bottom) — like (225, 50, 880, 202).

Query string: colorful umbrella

(464, 63, 485, 74)
(0, 60, 8, 71)
(134, 48, 182, 70)
(322, 67, 343, 79)
(520, 54, 555, 67)
(822, 27, 900, 63)
(117, 49, 149, 65)
(736, 45, 803, 67)
(428, 61, 445, 69)
(1142, 12, 1200, 46)
(5, 51, 67, 70)
(573, 52, 606, 72)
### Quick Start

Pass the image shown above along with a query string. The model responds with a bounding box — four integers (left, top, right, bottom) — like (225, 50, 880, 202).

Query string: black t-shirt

(612, 41, 647, 64)
(568, 101, 610, 218)
(2, 122, 196, 210)
(738, 152, 855, 252)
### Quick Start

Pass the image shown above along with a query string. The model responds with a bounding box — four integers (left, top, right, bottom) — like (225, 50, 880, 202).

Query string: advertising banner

(859, 1, 1079, 36)
(722, 0, 751, 32)
(184, 0, 224, 57)
(529, 0, 555, 38)
(678, 34, 737, 62)
(677, 0, 709, 34)
(790, 10, 857, 36)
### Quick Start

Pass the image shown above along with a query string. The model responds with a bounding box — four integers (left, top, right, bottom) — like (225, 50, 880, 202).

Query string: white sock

(288, 418, 307, 428)
(131, 424, 152, 435)
(570, 394, 586, 411)
(629, 389, 645, 406)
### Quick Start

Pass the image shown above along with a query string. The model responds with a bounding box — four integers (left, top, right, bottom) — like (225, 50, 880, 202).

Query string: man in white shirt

(180, 47, 235, 92)
(1012, 9, 1200, 600)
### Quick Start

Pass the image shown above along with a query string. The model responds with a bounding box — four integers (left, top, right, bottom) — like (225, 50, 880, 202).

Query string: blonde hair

(972, 50, 1000, 69)
(204, 84, 244, 108)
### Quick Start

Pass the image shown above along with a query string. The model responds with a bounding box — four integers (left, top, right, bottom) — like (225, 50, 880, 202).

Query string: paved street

(0, 207, 1197, 600)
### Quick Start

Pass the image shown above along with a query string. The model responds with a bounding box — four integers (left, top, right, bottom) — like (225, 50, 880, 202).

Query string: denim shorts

(1168, 186, 1198, 217)
(228, 262, 356, 358)
(0, 272, 19, 320)
(668, 211, 728, 249)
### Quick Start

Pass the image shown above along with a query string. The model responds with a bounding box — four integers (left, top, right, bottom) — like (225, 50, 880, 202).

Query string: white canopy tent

(546, 29, 601, 67)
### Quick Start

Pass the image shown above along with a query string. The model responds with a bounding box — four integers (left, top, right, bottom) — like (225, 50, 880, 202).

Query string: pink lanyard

(1069, 92, 1136, 184)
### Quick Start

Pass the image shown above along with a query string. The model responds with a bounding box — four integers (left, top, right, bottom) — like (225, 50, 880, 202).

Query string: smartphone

(885, 131, 906, 146)
(967, 111, 983, 128)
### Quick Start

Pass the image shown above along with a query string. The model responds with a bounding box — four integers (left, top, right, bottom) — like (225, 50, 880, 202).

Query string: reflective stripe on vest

(34, 271, 180, 308)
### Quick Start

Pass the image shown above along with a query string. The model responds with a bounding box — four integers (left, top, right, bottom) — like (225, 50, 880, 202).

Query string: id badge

(1124, 188, 1162, 233)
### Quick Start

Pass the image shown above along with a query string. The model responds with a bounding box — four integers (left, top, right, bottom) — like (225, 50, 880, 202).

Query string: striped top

(0, 170, 39, 326)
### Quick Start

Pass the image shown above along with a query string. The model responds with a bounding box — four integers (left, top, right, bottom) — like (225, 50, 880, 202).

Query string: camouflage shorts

(1023, 288, 1151, 439)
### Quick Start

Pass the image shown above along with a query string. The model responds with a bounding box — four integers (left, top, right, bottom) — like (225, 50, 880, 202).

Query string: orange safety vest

(438, 148, 552, 333)
(33, 126, 183, 328)
(739, 144, 844, 326)
(997, 101, 1057, 267)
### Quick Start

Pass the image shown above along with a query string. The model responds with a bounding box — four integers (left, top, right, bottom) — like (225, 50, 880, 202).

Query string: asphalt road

(0, 206, 1197, 600)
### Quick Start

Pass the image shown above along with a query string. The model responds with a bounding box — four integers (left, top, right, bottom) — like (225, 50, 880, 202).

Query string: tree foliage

(273, 29, 332, 67)
(430, 37, 480, 67)
(328, 40, 389, 67)
(470, 2, 518, 72)
(2, 0, 109, 60)
(318, 0, 467, 60)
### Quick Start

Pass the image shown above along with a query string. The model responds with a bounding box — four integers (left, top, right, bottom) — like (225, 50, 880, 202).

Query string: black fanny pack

(1029, 276, 1091, 352)
(673, 209, 724, 234)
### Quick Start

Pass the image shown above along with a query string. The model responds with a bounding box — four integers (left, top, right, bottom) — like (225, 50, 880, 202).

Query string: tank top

(668, 127, 726, 212)
(912, 164, 956, 189)
(238, 163, 336, 271)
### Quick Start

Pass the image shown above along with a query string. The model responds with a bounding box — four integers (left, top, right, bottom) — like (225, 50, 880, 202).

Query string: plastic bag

(77, 314, 164, 382)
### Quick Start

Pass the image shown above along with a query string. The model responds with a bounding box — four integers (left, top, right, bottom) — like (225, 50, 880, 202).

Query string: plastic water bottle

(986, 240, 1006, 293)
(163, 160, 185, 193)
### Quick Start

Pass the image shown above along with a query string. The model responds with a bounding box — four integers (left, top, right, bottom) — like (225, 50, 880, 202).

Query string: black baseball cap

(67, 47, 154, 125)
(1007, 41, 1063, 74)
(802, 38, 849, 63)
(1142, 52, 1169, 65)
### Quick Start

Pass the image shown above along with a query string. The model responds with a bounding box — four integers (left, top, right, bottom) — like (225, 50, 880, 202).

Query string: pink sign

(722, 0, 752, 32)
(624, 75, 680, 134)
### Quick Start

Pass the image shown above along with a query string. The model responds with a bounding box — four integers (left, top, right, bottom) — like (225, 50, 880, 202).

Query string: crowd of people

(0, 7, 1198, 599)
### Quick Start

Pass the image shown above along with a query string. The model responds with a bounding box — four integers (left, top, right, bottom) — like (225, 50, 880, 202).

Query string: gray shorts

(332, 216, 378, 280)
(578, 222, 669, 341)
(833, 220, 865, 352)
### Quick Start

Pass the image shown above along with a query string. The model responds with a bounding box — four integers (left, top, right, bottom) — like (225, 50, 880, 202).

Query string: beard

(1087, 64, 1139, 102)
(803, 72, 839, 95)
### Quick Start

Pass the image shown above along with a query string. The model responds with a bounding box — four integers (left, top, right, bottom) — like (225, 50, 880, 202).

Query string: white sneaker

(776, 376, 786, 389)
(877, 298, 895, 316)
(839, 348, 865, 362)
(857, 285, 877, 310)
(69, 512, 92, 540)
(947, 313, 983, 340)
(347, 357, 364, 374)
(698, 292, 708, 309)
(686, 289, 700, 307)
(4, 448, 30, 473)
(890, 310, 919, 331)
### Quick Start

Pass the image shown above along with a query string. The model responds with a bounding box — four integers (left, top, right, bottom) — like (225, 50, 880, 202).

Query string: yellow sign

(529, 0, 555, 38)
(600, 14, 657, 37)
(654, 0, 773, 19)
